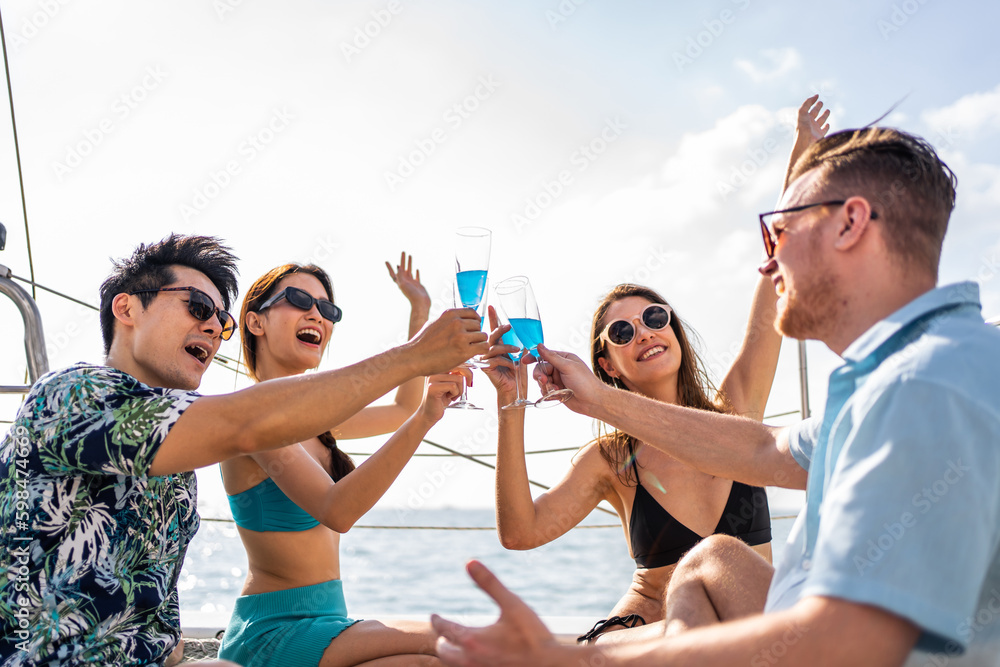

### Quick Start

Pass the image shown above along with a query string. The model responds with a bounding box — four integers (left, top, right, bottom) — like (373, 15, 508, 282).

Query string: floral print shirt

(0, 364, 200, 666)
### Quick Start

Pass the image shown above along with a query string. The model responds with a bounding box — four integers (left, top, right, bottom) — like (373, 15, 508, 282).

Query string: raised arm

(719, 96, 831, 421)
(783, 94, 830, 192)
(334, 252, 433, 439)
(250, 371, 465, 532)
(148, 308, 487, 476)
(716, 274, 781, 421)
(481, 308, 612, 549)
(535, 346, 807, 490)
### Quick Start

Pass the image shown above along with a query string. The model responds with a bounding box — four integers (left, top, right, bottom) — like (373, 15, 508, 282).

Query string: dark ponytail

(317, 432, 355, 482)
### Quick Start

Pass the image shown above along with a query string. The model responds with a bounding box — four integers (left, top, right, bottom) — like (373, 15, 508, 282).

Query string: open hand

(432, 560, 565, 666)
(796, 94, 831, 147)
(386, 252, 431, 314)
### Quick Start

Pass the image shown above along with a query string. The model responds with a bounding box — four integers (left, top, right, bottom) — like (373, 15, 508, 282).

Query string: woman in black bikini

(482, 96, 830, 644)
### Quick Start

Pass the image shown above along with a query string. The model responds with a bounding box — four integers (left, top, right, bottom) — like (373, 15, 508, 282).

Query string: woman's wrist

(408, 301, 431, 320)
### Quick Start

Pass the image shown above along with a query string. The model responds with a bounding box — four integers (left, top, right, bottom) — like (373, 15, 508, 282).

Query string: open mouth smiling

(296, 327, 322, 345)
(637, 345, 666, 362)
(185, 343, 210, 363)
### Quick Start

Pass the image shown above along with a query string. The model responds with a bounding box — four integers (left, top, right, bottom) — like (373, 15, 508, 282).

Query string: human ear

(111, 293, 138, 329)
(245, 311, 265, 336)
(597, 355, 618, 378)
(834, 196, 874, 251)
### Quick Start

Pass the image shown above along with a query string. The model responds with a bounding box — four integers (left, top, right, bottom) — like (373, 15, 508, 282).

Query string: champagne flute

(493, 303, 533, 410)
(447, 226, 491, 411)
(494, 276, 573, 408)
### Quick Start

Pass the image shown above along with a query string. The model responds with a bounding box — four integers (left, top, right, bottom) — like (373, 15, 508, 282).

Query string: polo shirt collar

(840, 282, 981, 364)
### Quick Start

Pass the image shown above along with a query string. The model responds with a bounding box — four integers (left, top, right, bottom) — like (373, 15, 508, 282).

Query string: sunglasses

(131, 286, 236, 340)
(757, 200, 873, 259)
(599, 303, 672, 347)
(259, 286, 343, 323)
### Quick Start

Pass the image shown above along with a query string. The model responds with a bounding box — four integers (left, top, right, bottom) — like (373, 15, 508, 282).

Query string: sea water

(179, 505, 799, 622)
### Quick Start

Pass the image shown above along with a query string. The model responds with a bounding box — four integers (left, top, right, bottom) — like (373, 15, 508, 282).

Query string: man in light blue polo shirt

(431, 127, 1000, 666)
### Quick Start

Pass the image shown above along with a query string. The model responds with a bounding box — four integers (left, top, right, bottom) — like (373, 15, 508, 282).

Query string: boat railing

(0, 222, 49, 394)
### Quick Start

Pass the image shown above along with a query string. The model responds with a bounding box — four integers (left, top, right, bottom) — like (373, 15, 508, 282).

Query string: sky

(1, 0, 998, 516)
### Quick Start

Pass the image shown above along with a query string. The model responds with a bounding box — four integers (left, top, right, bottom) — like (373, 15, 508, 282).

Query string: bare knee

(669, 536, 752, 594)
(678, 534, 742, 571)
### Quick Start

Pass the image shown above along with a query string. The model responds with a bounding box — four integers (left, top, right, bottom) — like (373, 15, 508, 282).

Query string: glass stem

(513, 358, 522, 402)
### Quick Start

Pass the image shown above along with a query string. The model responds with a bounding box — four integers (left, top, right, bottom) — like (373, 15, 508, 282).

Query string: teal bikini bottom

(218, 579, 361, 667)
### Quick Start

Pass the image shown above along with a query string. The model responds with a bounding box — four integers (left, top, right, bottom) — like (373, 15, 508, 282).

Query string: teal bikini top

(226, 476, 320, 532)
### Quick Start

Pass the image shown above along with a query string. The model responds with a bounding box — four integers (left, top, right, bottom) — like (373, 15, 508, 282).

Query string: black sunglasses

(131, 286, 235, 340)
(258, 286, 343, 323)
(599, 304, 672, 347)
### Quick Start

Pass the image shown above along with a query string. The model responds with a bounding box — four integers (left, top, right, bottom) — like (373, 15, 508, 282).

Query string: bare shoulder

(569, 439, 617, 495)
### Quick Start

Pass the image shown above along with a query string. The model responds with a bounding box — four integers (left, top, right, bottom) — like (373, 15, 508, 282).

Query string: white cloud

(922, 83, 1000, 138)
(733, 47, 802, 83)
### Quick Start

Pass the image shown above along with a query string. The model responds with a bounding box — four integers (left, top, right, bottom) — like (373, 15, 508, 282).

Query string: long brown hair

(240, 263, 355, 482)
(589, 284, 728, 485)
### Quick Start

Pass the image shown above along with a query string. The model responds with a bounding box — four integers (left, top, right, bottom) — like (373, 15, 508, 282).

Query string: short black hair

(99, 234, 239, 354)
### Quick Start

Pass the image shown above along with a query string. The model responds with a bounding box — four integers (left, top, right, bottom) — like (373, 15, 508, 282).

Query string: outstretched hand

(796, 94, 831, 145)
(783, 94, 833, 193)
(432, 561, 567, 667)
(386, 251, 431, 314)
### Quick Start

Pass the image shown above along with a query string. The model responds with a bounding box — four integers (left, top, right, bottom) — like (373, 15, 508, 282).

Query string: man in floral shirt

(0, 235, 487, 666)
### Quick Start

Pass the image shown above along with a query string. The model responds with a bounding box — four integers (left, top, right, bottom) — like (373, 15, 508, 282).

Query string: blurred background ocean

(179, 492, 802, 627)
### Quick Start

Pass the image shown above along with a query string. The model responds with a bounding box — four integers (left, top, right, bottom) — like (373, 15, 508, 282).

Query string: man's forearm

(587, 599, 917, 667)
(225, 344, 421, 451)
(589, 385, 802, 489)
(150, 344, 423, 475)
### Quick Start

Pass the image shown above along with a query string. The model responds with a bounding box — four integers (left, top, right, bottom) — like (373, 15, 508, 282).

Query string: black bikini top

(628, 458, 771, 569)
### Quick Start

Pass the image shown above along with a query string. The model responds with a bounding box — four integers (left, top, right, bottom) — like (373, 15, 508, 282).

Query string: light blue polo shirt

(764, 282, 1000, 663)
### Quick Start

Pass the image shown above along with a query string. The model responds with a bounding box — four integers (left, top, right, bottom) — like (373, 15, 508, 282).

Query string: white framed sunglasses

(598, 303, 672, 347)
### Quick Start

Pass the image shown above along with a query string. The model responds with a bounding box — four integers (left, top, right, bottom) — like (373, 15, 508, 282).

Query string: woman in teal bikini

(218, 255, 458, 667)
